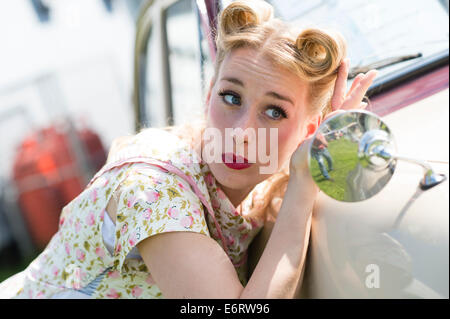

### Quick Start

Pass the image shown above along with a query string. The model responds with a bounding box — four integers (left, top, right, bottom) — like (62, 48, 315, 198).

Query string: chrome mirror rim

(308, 109, 397, 202)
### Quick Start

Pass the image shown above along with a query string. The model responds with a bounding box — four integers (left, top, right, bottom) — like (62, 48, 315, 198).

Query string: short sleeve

(112, 163, 210, 271)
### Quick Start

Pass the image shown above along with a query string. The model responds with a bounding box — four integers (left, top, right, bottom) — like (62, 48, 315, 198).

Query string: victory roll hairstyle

(165, 0, 348, 220)
(214, 0, 347, 116)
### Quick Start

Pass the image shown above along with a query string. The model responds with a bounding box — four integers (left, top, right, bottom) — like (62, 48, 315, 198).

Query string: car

(132, 0, 449, 298)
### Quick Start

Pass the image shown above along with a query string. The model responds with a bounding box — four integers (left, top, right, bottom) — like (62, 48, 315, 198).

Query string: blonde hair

(165, 0, 347, 221)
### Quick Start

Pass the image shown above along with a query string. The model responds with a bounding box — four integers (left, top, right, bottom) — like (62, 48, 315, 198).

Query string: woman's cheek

(208, 100, 226, 128)
(276, 127, 293, 163)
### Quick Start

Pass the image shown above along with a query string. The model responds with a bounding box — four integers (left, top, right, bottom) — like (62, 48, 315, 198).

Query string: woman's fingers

(341, 69, 378, 110)
(348, 73, 364, 97)
(331, 58, 350, 111)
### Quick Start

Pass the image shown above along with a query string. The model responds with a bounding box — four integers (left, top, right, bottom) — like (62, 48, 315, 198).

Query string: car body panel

(302, 88, 449, 298)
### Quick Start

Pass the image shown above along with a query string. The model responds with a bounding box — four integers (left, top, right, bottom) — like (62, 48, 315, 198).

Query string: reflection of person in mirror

(0, 0, 377, 299)
(311, 132, 334, 180)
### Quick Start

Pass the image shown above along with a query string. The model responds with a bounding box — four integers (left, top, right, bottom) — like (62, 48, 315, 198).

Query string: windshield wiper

(349, 53, 423, 79)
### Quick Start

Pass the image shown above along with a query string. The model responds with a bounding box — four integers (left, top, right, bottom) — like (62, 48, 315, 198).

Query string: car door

(133, 0, 215, 130)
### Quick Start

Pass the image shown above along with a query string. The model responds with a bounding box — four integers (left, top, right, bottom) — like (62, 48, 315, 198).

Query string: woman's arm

(240, 171, 316, 298)
(137, 141, 317, 299)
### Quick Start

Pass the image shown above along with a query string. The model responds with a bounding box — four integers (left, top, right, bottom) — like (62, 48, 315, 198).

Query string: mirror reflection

(309, 110, 397, 202)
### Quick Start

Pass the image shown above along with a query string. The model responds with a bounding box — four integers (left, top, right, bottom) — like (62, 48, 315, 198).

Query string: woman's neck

(216, 182, 253, 208)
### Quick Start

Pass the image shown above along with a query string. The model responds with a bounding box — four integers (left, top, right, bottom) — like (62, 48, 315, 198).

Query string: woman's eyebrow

(266, 91, 294, 106)
(222, 77, 244, 86)
(222, 77, 294, 105)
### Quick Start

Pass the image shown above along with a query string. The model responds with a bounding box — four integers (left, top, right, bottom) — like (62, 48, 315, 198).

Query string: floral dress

(0, 128, 265, 298)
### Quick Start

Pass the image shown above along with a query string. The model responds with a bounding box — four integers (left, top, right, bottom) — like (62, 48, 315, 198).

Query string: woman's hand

(289, 59, 377, 186)
(288, 136, 318, 195)
(326, 58, 378, 120)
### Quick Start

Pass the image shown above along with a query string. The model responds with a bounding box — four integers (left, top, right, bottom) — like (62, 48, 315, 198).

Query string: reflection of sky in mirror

(269, 0, 449, 79)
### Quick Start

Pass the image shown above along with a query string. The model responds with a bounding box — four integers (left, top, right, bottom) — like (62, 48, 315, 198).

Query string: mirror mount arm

(372, 146, 447, 190)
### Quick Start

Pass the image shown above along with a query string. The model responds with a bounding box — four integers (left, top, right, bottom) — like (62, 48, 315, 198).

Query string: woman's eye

(220, 91, 241, 106)
(265, 107, 287, 120)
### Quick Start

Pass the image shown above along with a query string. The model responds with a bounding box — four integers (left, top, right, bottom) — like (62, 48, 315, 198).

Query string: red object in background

(12, 125, 107, 250)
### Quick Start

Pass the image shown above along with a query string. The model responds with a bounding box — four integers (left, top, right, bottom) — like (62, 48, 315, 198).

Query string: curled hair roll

(218, 0, 274, 36)
(295, 28, 347, 82)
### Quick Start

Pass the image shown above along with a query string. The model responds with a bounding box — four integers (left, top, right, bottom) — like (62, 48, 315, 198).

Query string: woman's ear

(305, 114, 321, 139)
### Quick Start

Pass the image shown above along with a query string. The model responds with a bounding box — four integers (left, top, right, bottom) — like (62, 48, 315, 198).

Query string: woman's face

(203, 47, 318, 202)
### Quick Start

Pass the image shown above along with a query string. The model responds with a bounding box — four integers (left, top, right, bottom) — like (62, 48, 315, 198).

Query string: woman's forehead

(218, 47, 308, 101)
(219, 48, 302, 85)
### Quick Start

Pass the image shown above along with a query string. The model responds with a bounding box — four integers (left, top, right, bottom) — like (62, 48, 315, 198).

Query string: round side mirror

(308, 110, 397, 202)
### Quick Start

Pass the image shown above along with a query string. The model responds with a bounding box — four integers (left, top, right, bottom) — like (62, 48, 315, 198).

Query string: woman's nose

(233, 110, 256, 145)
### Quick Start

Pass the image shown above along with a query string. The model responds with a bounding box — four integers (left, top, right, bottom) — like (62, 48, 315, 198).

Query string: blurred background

(0, 0, 448, 285)
(0, 0, 146, 280)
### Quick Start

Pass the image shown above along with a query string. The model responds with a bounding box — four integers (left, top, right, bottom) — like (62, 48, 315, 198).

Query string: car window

(145, 22, 167, 128)
(265, 0, 449, 85)
(165, 0, 212, 126)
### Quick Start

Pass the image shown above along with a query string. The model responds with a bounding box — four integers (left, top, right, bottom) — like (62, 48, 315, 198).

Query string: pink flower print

(238, 225, 247, 232)
(95, 247, 105, 258)
(193, 207, 201, 216)
(103, 178, 110, 187)
(121, 223, 128, 235)
(107, 270, 120, 279)
(131, 286, 143, 298)
(233, 210, 240, 216)
(91, 189, 98, 204)
(217, 188, 226, 200)
(177, 182, 185, 190)
(76, 249, 85, 262)
(59, 217, 65, 227)
(36, 291, 45, 299)
(52, 266, 59, 277)
(129, 232, 137, 247)
(127, 195, 138, 208)
(167, 207, 180, 219)
(145, 190, 160, 203)
(180, 216, 194, 229)
(114, 243, 122, 255)
(145, 274, 155, 285)
(106, 288, 120, 299)
(226, 235, 235, 246)
(100, 209, 105, 221)
(211, 197, 221, 210)
(180, 154, 192, 166)
(75, 221, 81, 233)
(65, 242, 71, 255)
(240, 233, 249, 242)
(250, 218, 260, 228)
(85, 211, 95, 226)
(205, 172, 214, 187)
(150, 176, 163, 185)
(143, 208, 152, 220)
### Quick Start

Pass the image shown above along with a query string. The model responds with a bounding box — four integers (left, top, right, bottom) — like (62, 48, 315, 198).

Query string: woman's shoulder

(107, 127, 201, 170)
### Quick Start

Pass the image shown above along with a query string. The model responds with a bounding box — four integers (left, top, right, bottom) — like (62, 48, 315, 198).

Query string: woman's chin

(209, 161, 261, 190)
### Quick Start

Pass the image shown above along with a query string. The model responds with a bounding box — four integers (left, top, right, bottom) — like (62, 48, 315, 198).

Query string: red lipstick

(222, 153, 253, 170)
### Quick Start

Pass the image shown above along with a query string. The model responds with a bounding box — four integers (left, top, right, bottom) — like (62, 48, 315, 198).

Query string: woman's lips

(222, 153, 253, 170)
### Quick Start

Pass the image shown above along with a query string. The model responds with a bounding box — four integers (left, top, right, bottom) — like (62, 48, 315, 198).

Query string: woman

(0, 0, 377, 298)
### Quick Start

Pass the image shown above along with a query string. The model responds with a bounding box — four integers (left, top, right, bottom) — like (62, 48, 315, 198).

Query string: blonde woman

(0, 0, 377, 299)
